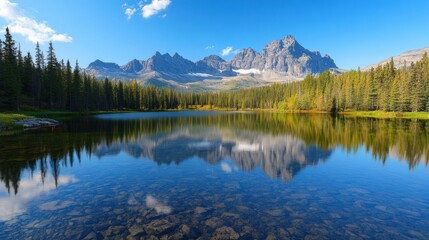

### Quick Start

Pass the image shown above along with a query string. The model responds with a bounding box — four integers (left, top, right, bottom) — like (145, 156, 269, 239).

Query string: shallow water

(0, 111, 428, 239)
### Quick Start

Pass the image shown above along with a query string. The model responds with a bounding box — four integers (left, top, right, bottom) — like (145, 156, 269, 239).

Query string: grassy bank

(0, 110, 134, 131)
(2, 109, 429, 131)
(339, 111, 429, 120)
(192, 105, 429, 120)
(21, 110, 139, 118)
(0, 113, 32, 130)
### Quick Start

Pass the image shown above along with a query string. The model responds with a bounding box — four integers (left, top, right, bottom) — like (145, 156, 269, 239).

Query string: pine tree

(104, 78, 113, 110)
(16, 45, 23, 110)
(46, 42, 57, 109)
(368, 68, 378, 110)
(57, 60, 66, 109)
(0, 40, 3, 107)
(410, 62, 425, 111)
(34, 42, 44, 108)
(398, 62, 410, 112)
(2, 28, 19, 110)
(117, 81, 124, 110)
(64, 60, 73, 110)
(22, 52, 34, 99)
(72, 61, 82, 111)
(83, 73, 91, 111)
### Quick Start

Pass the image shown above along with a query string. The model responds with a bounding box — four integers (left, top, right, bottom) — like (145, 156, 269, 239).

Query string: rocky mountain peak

(196, 54, 232, 75)
(282, 34, 297, 46)
(87, 59, 121, 70)
(230, 48, 261, 69)
(284, 34, 296, 41)
(173, 53, 183, 59)
(265, 39, 283, 51)
(88, 59, 105, 68)
(145, 51, 196, 74)
(122, 59, 144, 73)
(203, 55, 225, 62)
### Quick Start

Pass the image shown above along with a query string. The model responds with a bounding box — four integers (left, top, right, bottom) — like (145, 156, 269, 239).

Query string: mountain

(230, 35, 336, 77)
(122, 59, 144, 73)
(85, 35, 339, 90)
(92, 125, 333, 182)
(364, 47, 429, 71)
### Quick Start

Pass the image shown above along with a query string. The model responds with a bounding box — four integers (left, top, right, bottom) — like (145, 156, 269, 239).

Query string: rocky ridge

(364, 47, 429, 70)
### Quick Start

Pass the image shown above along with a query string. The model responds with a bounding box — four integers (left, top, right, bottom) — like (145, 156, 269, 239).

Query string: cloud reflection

(0, 174, 78, 221)
(145, 195, 172, 214)
(221, 163, 233, 173)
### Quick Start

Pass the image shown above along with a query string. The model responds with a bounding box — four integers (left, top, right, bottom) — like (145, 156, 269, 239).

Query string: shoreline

(0, 113, 62, 132)
(1, 109, 429, 132)
(189, 106, 429, 120)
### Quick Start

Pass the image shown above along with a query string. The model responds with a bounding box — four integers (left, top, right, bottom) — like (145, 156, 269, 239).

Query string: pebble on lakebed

(14, 118, 61, 129)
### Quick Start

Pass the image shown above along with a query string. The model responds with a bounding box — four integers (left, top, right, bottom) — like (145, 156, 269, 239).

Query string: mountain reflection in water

(1, 112, 429, 239)
(0, 112, 428, 195)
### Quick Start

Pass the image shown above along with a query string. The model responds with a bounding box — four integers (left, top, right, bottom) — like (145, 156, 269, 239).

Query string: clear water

(0, 111, 428, 239)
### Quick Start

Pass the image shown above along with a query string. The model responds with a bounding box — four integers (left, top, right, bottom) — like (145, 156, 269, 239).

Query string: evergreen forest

(1, 28, 429, 113)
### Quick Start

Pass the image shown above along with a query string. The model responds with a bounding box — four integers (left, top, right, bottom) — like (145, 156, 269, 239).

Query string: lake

(0, 111, 428, 239)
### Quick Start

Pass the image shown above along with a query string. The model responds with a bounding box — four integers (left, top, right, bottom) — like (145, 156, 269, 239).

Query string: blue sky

(1, 0, 428, 69)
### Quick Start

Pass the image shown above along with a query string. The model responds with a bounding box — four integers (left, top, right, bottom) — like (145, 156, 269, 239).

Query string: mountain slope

(364, 47, 429, 70)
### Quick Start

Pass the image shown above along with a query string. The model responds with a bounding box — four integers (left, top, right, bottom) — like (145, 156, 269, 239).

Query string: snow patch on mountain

(187, 73, 215, 77)
(233, 69, 262, 75)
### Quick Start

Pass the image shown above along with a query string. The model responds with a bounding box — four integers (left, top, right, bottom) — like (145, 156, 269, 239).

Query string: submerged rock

(15, 118, 61, 129)
(128, 224, 145, 237)
(205, 217, 223, 229)
(195, 207, 208, 214)
(144, 219, 176, 235)
(39, 200, 75, 211)
(211, 226, 239, 240)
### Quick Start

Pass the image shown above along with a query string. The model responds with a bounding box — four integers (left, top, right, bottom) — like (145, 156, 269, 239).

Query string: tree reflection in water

(0, 112, 428, 194)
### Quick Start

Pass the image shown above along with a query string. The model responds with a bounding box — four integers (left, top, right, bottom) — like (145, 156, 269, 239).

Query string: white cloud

(142, 0, 171, 19)
(221, 46, 233, 56)
(233, 49, 240, 54)
(0, 0, 72, 43)
(125, 7, 137, 20)
(0, 0, 16, 20)
(123, 0, 170, 20)
(205, 45, 215, 50)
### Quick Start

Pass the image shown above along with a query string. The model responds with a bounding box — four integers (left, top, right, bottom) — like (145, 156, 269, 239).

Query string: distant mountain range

(85, 35, 429, 90)
(363, 47, 429, 71)
(85, 35, 338, 90)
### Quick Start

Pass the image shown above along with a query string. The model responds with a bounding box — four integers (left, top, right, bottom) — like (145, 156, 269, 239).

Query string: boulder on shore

(14, 118, 61, 129)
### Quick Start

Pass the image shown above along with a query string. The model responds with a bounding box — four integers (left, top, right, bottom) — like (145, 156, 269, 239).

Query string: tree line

(1, 27, 429, 112)
(0, 28, 181, 111)
(194, 56, 429, 112)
